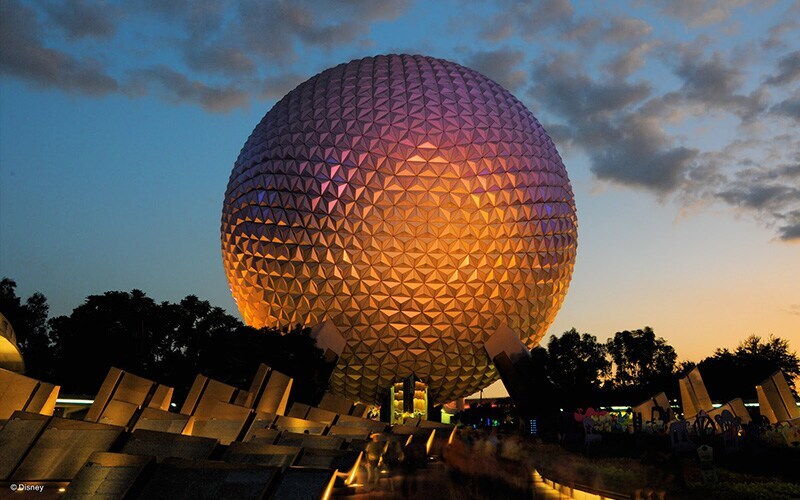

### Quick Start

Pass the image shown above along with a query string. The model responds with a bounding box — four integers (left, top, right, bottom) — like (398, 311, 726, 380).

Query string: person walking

(365, 433, 384, 490)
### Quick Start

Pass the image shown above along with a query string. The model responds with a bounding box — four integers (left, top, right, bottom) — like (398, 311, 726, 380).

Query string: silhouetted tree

(546, 328, 610, 408)
(49, 290, 162, 394)
(154, 295, 247, 398)
(44, 287, 331, 402)
(698, 335, 799, 400)
(249, 324, 332, 404)
(736, 335, 800, 381)
(0, 278, 23, 324)
(606, 327, 676, 403)
(676, 360, 696, 377)
(0, 278, 53, 380)
(17, 292, 51, 378)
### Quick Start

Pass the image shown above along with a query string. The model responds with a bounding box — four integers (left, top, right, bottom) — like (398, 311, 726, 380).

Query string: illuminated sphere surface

(222, 54, 577, 404)
(0, 312, 25, 373)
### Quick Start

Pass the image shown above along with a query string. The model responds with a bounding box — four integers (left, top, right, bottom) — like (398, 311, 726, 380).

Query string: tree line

(536, 327, 799, 409)
(0, 278, 332, 403)
(2, 277, 798, 409)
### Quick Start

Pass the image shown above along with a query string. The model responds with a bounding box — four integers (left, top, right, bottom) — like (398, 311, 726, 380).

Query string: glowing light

(426, 429, 436, 454)
(345, 451, 362, 486)
(447, 426, 457, 445)
(55, 398, 94, 405)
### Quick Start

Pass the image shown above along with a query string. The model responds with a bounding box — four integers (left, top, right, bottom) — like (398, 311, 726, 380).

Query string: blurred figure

(486, 428, 500, 455)
(499, 434, 521, 462)
(365, 433, 384, 489)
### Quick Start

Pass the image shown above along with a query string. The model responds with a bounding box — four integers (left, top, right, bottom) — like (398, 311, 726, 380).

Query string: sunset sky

(1, 0, 798, 391)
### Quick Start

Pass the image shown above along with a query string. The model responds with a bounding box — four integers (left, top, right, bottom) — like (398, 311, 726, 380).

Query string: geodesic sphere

(221, 54, 577, 404)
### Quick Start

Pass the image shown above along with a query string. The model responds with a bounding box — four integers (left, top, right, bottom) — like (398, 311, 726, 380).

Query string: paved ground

(336, 461, 570, 499)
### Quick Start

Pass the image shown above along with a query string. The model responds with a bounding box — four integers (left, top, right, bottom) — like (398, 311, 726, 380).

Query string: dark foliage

(698, 335, 800, 400)
(0, 278, 331, 405)
(546, 328, 610, 408)
(0, 278, 51, 377)
(604, 327, 677, 404)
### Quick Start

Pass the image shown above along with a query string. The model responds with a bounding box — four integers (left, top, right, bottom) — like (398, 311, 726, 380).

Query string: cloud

(144, 0, 412, 76)
(589, 115, 698, 192)
(717, 180, 800, 211)
(763, 20, 798, 51)
(140, 0, 263, 75)
(183, 43, 257, 77)
(129, 66, 249, 112)
(0, 0, 118, 95)
(336, 0, 410, 20)
(528, 57, 696, 192)
(233, 0, 410, 66)
(140, 0, 226, 34)
(761, 5, 800, 50)
(771, 90, 800, 121)
(140, 0, 250, 77)
(765, 50, 800, 86)
(615, 44, 800, 241)
(685, 141, 800, 242)
(479, 0, 573, 41)
(0, 0, 247, 112)
(261, 72, 304, 100)
(526, 43, 797, 229)
(1, 0, 414, 108)
(645, 0, 754, 27)
(563, 15, 652, 47)
(667, 48, 769, 121)
(238, 1, 353, 61)
(675, 51, 741, 103)
(606, 42, 656, 78)
(604, 16, 653, 42)
(464, 48, 526, 90)
(44, 0, 118, 40)
(777, 210, 800, 241)
(530, 58, 651, 125)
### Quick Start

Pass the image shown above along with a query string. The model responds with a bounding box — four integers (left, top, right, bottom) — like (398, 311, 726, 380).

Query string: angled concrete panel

(255, 370, 292, 416)
(679, 367, 713, 418)
(11, 417, 123, 481)
(0, 368, 59, 419)
(757, 370, 800, 423)
(63, 452, 154, 500)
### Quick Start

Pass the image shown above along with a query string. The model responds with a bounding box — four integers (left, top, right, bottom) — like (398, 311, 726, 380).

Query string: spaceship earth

(0, 312, 25, 373)
(221, 54, 577, 404)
